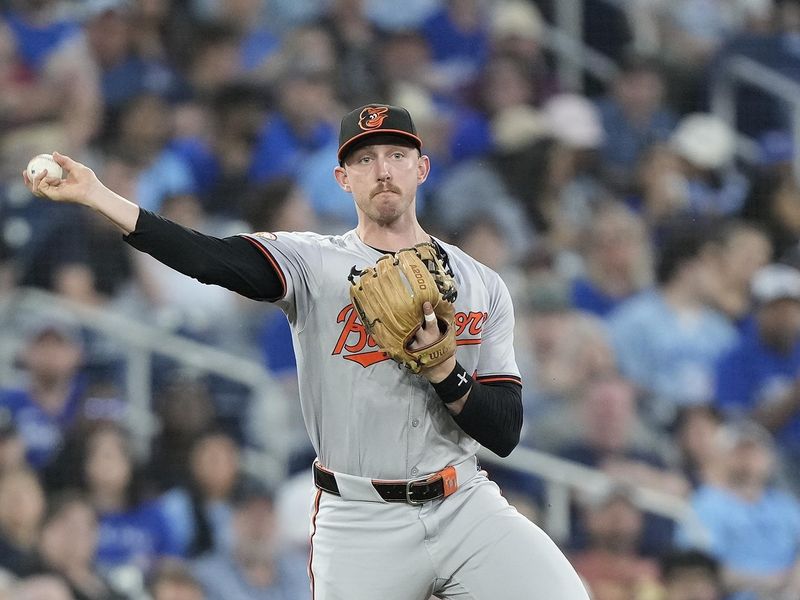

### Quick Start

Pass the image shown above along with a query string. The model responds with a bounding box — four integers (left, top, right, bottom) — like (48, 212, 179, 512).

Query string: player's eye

(358, 155, 372, 164)
(392, 152, 405, 159)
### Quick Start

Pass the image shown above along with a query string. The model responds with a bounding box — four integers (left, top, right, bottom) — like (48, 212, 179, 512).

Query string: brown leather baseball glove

(348, 243, 458, 373)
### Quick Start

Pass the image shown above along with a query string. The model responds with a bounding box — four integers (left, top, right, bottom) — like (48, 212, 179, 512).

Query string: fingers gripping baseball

(22, 152, 99, 206)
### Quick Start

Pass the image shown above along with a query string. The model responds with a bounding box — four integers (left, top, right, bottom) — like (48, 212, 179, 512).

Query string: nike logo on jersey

(332, 304, 487, 367)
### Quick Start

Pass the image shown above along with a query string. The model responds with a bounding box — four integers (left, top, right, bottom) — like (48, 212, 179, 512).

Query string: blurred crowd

(2, 0, 800, 598)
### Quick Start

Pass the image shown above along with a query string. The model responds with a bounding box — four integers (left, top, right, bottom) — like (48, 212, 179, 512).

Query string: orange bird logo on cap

(359, 106, 389, 130)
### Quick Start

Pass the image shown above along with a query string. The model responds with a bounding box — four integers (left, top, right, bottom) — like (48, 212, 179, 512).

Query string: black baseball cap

(337, 104, 423, 164)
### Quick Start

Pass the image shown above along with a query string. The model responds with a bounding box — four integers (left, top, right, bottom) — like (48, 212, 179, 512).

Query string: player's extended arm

(24, 153, 283, 300)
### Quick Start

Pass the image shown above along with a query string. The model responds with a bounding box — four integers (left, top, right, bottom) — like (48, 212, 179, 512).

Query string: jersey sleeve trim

(240, 235, 287, 300)
(475, 374, 522, 386)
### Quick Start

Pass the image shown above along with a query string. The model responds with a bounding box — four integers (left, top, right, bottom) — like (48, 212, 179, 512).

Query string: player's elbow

(491, 428, 520, 458)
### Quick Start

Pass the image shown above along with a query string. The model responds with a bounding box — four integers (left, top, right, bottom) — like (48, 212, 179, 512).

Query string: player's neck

(356, 217, 430, 252)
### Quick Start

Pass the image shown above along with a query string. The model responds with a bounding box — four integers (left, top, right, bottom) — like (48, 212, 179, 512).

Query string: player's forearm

(450, 380, 523, 457)
(85, 185, 141, 234)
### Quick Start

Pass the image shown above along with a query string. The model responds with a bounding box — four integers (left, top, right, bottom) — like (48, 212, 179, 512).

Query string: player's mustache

(370, 183, 402, 198)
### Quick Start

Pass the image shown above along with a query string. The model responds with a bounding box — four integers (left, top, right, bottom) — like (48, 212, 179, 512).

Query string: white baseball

(26, 154, 63, 180)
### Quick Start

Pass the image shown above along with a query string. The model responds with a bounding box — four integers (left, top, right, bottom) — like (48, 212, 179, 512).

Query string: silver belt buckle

(405, 476, 442, 505)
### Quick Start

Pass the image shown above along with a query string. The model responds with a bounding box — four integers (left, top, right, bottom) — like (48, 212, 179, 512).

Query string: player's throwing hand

(22, 152, 101, 208)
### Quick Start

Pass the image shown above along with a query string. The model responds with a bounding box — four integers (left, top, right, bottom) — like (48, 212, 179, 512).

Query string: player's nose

(375, 157, 392, 181)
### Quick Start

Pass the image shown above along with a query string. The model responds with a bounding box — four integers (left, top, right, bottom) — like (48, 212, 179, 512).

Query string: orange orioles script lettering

(359, 106, 389, 130)
(332, 304, 488, 367)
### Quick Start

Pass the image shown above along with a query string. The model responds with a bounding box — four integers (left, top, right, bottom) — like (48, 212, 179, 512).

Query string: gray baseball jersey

(240, 228, 590, 600)
(241, 229, 520, 480)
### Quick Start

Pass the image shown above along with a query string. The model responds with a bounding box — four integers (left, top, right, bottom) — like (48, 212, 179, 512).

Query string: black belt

(313, 462, 459, 505)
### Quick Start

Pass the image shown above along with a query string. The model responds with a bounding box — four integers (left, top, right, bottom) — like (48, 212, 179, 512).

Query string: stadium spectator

(715, 263, 800, 489)
(78, 424, 179, 577)
(554, 375, 688, 499)
(210, 0, 280, 80)
(671, 405, 727, 489)
(537, 93, 611, 253)
(660, 549, 724, 600)
(608, 222, 738, 424)
(1, 0, 102, 151)
(149, 559, 205, 600)
(487, 1, 554, 105)
(0, 319, 87, 471)
(106, 93, 195, 213)
(595, 54, 678, 193)
(518, 285, 616, 425)
(248, 65, 338, 185)
(18, 204, 133, 306)
(665, 114, 750, 217)
(742, 167, 800, 262)
(628, 144, 694, 232)
(703, 220, 772, 327)
(183, 24, 245, 97)
(37, 490, 126, 600)
(0, 468, 45, 577)
(318, 0, 383, 107)
(159, 430, 243, 558)
(569, 487, 662, 600)
(82, 0, 181, 136)
(569, 201, 654, 318)
(191, 479, 309, 600)
(148, 372, 216, 492)
(675, 420, 800, 600)
(421, 0, 490, 95)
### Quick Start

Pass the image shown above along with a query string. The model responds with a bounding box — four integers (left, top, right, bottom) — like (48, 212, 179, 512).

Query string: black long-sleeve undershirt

(124, 209, 283, 300)
(453, 379, 522, 457)
(123, 208, 523, 457)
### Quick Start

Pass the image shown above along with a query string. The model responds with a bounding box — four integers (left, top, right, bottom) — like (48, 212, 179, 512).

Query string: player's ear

(417, 154, 430, 185)
(333, 166, 351, 192)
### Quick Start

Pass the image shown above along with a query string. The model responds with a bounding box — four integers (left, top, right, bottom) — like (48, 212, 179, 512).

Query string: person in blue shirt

(595, 55, 678, 193)
(77, 423, 180, 576)
(421, 0, 489, 94)
(674, 421, 800, 600)
(191, 479, 309, 600)
(715, 263, 800, 490)
(569, 202, 654, 318)
(0, 321, 86, 470)
(248, 69, 337, 185)
(608, 221, 738, 425)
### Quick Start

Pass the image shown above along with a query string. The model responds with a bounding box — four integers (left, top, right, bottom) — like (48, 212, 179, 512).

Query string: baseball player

(25, 104, 589, 600)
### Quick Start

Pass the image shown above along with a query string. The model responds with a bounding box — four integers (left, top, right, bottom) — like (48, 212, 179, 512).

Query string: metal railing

(0, 288, 706, 544)
(0, 288, 292, 484)
(540, 0, 620, 91)
(711, 55, 800, 179)
(479, 446, 708, 547)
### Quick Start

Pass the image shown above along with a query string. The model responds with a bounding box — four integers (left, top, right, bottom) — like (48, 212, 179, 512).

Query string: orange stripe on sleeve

(475, 375, 522, 386)
(241, 235, 287, 299)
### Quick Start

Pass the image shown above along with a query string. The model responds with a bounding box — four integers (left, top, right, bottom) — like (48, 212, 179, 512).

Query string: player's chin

(371, 204, 405, 225)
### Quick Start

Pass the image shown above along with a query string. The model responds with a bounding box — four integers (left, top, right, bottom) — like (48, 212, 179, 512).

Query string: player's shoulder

(434, 238, 506, 288)
(244, 229, 355, 250)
